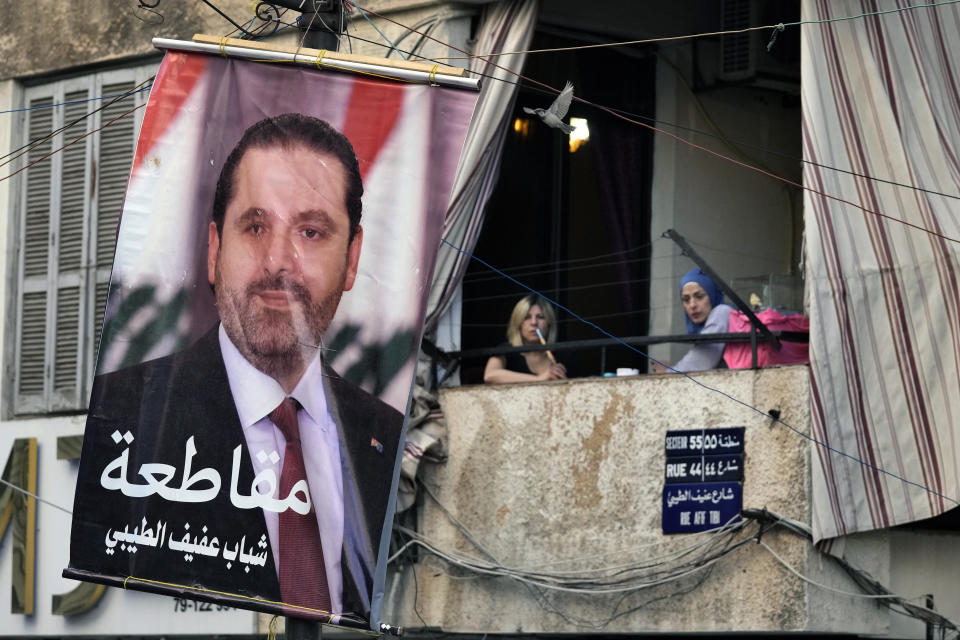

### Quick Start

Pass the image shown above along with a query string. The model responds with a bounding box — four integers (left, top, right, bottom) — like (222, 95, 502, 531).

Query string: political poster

(64, 50, 478, 630)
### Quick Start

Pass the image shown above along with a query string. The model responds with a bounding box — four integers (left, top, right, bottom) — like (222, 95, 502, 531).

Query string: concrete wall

(0, 0, 478, 81)
(0, 1, 243, 81)
(383, 366, 896, 634)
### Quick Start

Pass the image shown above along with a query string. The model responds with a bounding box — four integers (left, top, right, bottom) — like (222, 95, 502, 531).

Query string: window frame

(9, 62, 156, 416)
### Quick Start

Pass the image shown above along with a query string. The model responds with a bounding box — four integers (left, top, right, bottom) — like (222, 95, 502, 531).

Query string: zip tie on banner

(219, 35, 229, 57)
(316, 49, 327, 69)
(429, 63, 439, 86)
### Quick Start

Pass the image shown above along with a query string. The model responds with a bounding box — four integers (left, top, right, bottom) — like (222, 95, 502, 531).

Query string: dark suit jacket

(65, 328, 403, 625)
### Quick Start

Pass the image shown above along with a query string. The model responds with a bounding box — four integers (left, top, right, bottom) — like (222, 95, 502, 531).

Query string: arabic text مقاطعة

(100, 431, 312, 513)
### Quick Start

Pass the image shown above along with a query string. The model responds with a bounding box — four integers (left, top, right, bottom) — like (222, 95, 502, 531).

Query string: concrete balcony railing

(384, 365, 897, 635)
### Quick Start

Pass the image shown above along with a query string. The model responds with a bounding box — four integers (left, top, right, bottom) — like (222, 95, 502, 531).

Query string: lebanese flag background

(104, 51, 477, 412)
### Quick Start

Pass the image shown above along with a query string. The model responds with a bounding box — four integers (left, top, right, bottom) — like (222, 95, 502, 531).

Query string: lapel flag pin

(370, 437, 383, 453)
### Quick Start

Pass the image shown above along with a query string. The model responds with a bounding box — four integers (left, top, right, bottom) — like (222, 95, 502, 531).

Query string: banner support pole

(285, 618, 322, 639)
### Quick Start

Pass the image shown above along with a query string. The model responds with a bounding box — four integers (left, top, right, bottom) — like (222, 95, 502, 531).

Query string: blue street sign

(661, 481, 743, 534)
(664, 453, 744, 483)
(664, 427, 745, 457)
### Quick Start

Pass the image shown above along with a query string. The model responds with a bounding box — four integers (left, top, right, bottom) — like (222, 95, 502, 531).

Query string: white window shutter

(14, 64, 154, 415)
(16, 96, 55, 413)
(93, 80, 137, 363)
(48, 88, 90, 411)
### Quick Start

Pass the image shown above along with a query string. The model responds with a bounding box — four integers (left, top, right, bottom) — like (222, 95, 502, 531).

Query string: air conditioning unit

(718, 0, 800, 91)
(720, 0, 757, 81)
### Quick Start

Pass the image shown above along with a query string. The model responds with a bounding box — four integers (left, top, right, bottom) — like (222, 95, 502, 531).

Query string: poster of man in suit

(65, 51, 478, 630)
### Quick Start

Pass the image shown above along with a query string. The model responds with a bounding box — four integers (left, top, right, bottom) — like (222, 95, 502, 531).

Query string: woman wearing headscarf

(484, 294, 568, 383)
(654, 268, 733, 373)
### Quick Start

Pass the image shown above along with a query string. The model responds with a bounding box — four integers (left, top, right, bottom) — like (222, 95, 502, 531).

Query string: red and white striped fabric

(803, 0, 960, 541)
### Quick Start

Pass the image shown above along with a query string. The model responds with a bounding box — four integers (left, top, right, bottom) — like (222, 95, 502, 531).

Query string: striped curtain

(424, 0, 539, 333)
(397, 0, 539, 512)
(803, 0, 960, 541)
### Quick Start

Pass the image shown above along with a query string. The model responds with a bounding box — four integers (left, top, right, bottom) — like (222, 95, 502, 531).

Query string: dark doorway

(459, 31, 657, 384)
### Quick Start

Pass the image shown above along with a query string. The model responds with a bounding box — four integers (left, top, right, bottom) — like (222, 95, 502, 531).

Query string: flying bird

(524, 82, 575, 134)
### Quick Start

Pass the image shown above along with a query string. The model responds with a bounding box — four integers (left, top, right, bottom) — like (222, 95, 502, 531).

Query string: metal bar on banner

(151, 36, 480, 91)
(193, 34, 468, 76)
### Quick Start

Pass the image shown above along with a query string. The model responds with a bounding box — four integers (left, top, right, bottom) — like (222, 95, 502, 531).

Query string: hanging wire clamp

(755, 506, 770, 544)
(767, 23, 786, 52)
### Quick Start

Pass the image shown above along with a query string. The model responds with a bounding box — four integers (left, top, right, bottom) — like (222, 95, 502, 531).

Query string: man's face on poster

(208, 143, 363, 380)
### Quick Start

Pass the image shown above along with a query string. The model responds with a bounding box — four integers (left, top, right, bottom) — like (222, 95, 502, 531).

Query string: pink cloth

(723, 309, 809, 369)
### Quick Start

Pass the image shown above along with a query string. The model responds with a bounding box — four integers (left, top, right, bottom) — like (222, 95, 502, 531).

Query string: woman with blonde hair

(484, 294, 567, 384)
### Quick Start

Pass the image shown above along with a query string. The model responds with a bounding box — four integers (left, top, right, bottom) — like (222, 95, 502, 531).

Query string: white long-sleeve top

(674, 303, 732, 372)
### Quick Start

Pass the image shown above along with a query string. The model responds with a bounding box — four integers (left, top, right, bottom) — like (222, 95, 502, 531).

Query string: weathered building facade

(1, 1, 957, 638)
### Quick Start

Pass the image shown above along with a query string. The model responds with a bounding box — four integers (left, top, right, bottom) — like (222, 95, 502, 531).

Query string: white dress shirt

(219, 325, 344, 615)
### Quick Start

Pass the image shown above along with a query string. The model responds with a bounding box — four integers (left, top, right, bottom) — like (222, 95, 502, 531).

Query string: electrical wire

(758, 539, 914, 600)
(461, 252, 658, 285)
(460, 309, 649, 328)
(411, 482, 763, 588)
(0, 77, 153, 170)
(199, 0, 257, 38)
(462, 304, 681, 329)
(0, 86, 152, 116)
(240, 6, 285, 41)
(406, 0, 960, 61)
(311, 12, 344, 49)
(389, 491, 774, 630)
(463, 242, 652, 278)
(0, 12, 952, 633)
(325, 8, 960, 510)
(2, 463, 954, 635)
(385, 16, 439, 59)
(0, 101, 146, 184)
(744, 508, 960, 634)
(345, 0, 960, 245)
(390, 517, 759, 593)
(442, 237, 959, 508)
(3, 3, 952, 521)
(0, 477, 73, 516)
(460, 255, 670, 287)
(437, 25, 780, 61)
(465, 277, 650, 303)
(338, 23, 960, 205)
(391, 496, 956, 632)
(462, 274, 695, 306)
(422, 481, 751, 591)
(351, 1, 406, 59)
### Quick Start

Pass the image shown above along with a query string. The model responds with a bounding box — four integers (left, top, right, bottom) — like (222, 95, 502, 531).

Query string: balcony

(385, 365, 902, 635)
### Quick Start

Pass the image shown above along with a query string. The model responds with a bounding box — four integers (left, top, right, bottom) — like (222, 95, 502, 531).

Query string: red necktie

(270, 397, 331, 618)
